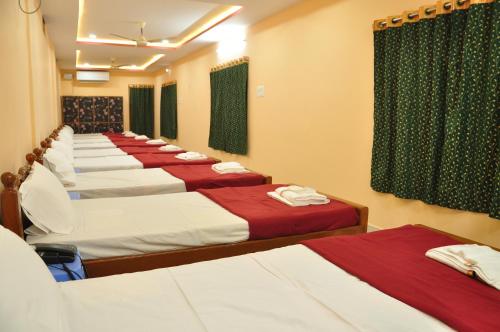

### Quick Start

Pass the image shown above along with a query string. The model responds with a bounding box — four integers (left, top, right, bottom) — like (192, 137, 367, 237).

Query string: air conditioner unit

(76, 71, 110, 83)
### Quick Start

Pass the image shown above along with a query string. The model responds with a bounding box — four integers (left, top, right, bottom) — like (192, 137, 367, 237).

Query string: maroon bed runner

(133, 153, 217, 168)
(301, 225, 500, 332)
(162, 165, 266, 191)
(121, 146, 184, 155)
(197, 184, 359, 240)
(114, 140, 167, 148)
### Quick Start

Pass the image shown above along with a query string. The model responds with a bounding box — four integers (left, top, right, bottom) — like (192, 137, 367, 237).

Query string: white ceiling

(41, 0, 302, 72)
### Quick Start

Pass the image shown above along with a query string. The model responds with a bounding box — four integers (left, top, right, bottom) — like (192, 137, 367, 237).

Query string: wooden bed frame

(0, 128, 368, 278)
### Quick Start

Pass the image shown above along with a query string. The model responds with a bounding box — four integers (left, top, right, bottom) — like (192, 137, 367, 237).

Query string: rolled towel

(134, 135, 149, 140)
(175, 152, 208, 161)
(159, 145, 183, 152)
(267, 185, 330, 207)
(426, 244, 500, 290)
(212, 162, 249, 174)
(146, 139, 165, 145)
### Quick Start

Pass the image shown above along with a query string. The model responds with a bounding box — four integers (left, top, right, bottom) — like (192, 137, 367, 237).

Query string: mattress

(59, 245, 451, 332)
(74, 148, 127, 158)
(74, 155, 143, 172)
(26, 192, 249, 259)
(73, 142, 117, 150)
(67, 168, 186, 199)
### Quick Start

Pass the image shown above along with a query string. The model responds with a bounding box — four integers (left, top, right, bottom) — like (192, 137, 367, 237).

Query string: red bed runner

(162, 165, 266, 191)
(301, 225, 500, 332)
(114, 140, 167, 148)
(197, 184, 359, 240)
(133, 153, 218, 168)
(121, 146, 184, 155)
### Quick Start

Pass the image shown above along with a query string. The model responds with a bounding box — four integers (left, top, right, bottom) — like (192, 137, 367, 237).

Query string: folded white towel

(212, 162, 249, 174)
(268, 185, 330, 207)
(175, 152, 208, 161)
(134, 135, 149, 140)
(123, 132, 137, 137)
(426, 244, 500, 290)
(146, 139, 165, 145)
(159, 145, 183, 152)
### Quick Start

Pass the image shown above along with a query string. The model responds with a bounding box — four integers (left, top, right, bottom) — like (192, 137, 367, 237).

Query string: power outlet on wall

(256, 85, 265, 97)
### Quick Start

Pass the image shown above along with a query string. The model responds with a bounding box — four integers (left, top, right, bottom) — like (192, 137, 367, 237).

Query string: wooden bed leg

(0, 172, 23, 238)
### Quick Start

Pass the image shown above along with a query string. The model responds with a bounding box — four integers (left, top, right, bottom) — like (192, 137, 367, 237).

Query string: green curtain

(160, 84, 177, 139)
(129, 86, 154, 137)
(371, 2, 499, 219)
(209, 62, 248, 155)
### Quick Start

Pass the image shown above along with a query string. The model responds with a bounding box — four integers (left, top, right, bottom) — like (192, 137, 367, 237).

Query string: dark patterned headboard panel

(62, 96, 124, 133)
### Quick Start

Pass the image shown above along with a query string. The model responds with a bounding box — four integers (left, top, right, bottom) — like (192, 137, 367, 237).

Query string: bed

(67, 165, 271, 199)
(2, 224, 498, 332)
(0, 156, 368, 277)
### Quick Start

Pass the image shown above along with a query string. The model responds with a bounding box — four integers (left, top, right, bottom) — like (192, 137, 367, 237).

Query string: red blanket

(301, 225, 500, 332)
(197, 184, 359, 240)
(114, 140, 166, 148)
(163, 165, 266, 191)
(133, 153, 217, 168)
(121, 147, 184, 155)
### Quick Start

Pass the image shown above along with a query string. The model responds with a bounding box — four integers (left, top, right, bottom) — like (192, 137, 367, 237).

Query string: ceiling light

(89, 33, 97, 39)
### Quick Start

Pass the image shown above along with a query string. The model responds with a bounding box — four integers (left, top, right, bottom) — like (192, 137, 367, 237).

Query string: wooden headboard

(0, 127, 59, 238)
(1, 153, 37, 238)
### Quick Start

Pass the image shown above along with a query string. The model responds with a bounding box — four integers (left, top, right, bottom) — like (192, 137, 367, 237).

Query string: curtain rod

(162, 80, 177, 87)
(128, 84, 154, 88)
(373, 0, 493, 31)
(210, 56, 249, 72)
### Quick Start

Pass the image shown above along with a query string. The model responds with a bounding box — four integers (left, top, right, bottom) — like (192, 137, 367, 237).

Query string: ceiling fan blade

(110, 33, 136, 41)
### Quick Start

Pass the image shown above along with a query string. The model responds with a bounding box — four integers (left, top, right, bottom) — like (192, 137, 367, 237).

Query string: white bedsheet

(73, 142, 117, 150)
(67, 168, 186, 199)
(26, 192, 249, 259)
(72, 137, 111, 143)
(73, 133, 104, 138)
(60, 245, 451, 332)
(74, 148, 127, 158)
(74, 155, 143, 172)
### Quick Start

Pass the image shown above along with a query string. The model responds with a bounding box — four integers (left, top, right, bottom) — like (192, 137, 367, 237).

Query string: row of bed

(0, 125, 498, 332)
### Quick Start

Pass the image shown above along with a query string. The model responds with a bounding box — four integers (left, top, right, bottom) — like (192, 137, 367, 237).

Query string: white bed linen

(72, 137, 111, 143)
(74, 133, 104, 138)
(26, 192, 249, 259)
(73, 142, 117, 150)
(60, 245, 451, 332)
(74, 155, 143, 172)
(74, 148, 127, 158)
(67, 168, 186, 199)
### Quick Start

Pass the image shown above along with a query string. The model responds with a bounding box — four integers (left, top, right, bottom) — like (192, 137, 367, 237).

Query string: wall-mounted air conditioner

(76, 71, 110, 83)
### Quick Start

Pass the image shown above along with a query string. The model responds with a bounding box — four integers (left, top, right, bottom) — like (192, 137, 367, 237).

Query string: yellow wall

(154, 0, 500, 247)
(0, 0, 59, 174)
(60, 72, 156, 131)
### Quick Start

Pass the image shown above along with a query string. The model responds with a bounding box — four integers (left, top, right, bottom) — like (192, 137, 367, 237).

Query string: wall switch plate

(257, 85, 265, 97)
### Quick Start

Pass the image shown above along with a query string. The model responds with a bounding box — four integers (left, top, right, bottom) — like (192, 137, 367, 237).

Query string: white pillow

(63, 125, 74, 134)
(19, 162, 80, 234)
(51, 140, 73, 164)
(0, 225, 68, 332)
(43, 148, 77, 186)
(57, 131, 73, 145)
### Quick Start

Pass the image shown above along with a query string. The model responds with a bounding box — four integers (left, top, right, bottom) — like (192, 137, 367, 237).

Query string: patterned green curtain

(371, 2, 499, 219)
(209, 62, 248, 155)
(160, 83, 177, 139)
(129, 86, 154, 137)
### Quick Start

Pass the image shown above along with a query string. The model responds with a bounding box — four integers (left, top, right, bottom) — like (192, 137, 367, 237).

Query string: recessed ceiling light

(89, 33, 97, 39)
